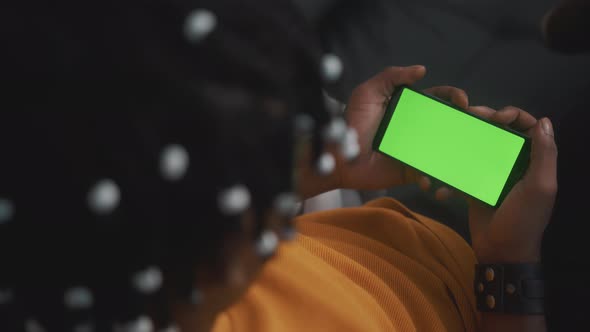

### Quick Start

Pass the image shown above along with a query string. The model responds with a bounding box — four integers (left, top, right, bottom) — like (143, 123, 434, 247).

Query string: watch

(474, 263, 545, 314)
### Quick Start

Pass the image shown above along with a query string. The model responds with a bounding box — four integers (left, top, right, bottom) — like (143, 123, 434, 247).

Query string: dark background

(295, 0, 590, 124)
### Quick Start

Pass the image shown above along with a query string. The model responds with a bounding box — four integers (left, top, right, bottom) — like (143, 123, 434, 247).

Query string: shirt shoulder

(214, 197, 480, 332)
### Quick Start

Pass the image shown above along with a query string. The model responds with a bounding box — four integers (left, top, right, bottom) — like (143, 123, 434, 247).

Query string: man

(0, 0, 557, 331)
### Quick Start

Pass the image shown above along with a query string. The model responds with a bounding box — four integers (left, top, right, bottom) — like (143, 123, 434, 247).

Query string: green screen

(378, 88, 525, 206)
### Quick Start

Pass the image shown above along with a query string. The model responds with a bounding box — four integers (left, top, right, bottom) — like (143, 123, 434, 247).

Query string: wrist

(474, 243, 541, 264)
(477, 253, 541, 264)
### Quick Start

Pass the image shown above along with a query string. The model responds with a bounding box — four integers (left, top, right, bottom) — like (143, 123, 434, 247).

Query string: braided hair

(0, 0, 335, 330)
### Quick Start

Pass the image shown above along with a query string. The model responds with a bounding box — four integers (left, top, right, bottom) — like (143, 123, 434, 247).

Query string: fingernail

(471, 106, 495, 115)
(410, 65, 426, 71)
(542, 118, 554, 137)
(418, 176, 431, 191)
(436, 187, 451, 201)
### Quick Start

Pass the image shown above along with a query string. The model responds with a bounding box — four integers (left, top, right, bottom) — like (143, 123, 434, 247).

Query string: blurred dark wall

(294, 0, 590, 125)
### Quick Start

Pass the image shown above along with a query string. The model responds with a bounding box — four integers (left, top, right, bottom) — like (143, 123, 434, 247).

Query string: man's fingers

(435, 187, 453, 201)
(415, 174, 458, 202)
(356, 66, 426, 103)
(491, 106, 538, 131)
(418, 175, 431, 192)
(404, 167, 432, 191)
(468, 105, 553, 197)
(524, 118, 558, 197)
(469, 105, 538, 132)
(468, 106, 496, 119)
(423, 86, 469, 109)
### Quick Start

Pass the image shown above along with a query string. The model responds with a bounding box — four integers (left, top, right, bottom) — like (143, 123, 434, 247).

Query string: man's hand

(340, 65, 469, 191)
(297, 66, 470, 199)
(466, 106, 558, 263)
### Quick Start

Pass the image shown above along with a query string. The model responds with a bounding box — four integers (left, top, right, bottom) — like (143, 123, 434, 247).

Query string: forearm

(480, 313, 546, 332)
(294, 139, 342, 200)
(296, 170, 340, 200)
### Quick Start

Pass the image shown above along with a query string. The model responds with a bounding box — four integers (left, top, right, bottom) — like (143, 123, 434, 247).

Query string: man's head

(542, 0, 590, 53)
(0, 0, 329, 330)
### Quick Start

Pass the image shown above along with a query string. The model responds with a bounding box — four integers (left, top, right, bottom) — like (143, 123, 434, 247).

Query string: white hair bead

(132, 266, 163, 295)
(323, 118, 347, 143)
(273, 192, 300, 218)
(25, 319, 46, 332)
(120, 316, 154, 332)
(317, 152, 336, 175)
(255, 230, 279, 257)
(341, 127, 361, 161)
(73, 322, 94, 332)
(0, 198, 14, 224)
(87, 179, 120, 215)
(323, 92, 345, 115)
(344, 126, 358, 141)
(218, 185, 251, 216)
(321, 54, 343, 82)
(342, 142, 360, 161)
(184, 9, 217, 43)
(294, 113, 315, 134)
(64, 287, 94, 310)
(160, 144, 190, 181)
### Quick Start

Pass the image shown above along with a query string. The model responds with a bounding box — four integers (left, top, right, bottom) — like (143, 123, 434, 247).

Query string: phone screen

(375, 87, 527, 206)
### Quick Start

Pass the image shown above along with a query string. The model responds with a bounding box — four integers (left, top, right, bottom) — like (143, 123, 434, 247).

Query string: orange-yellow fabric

(212, 197, 481, 332)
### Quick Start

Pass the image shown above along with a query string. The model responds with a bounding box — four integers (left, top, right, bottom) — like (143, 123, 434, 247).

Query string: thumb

(357, 66, 426, 102)
(523, 118, 558, 196)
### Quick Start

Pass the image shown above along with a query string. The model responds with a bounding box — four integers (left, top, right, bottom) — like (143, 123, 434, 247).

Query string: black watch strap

(474, 263, 545, 314)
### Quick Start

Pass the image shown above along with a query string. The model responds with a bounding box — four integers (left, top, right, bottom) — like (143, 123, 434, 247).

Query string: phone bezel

(372, 85, 531, 208)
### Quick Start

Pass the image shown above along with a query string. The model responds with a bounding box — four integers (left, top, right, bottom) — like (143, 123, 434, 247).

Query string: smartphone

(373, 86, 531, 208)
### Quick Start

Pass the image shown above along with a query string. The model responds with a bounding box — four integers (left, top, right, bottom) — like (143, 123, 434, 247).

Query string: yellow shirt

(213, 198, 480, 331)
